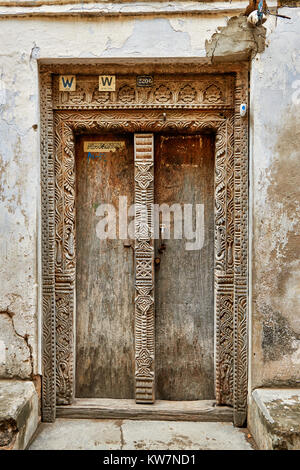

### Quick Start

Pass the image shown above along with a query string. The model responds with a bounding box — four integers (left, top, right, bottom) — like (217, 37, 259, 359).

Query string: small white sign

(99, 75, 116, 92)
(59, 75, 76, 92)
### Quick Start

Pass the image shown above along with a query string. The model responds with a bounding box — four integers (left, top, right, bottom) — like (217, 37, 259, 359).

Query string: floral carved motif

(93, 91, 110, 104)
(118, 85, 136, 103)
(204, 84, 223, 103)
(178, 84, 197, 103)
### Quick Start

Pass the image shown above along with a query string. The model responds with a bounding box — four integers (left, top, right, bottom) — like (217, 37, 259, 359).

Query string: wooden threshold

(57, 399, 233, 422)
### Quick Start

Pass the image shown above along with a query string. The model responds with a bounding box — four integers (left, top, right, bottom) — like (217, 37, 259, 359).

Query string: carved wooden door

(75, 132, 215, 401)
(75, 134, 135, 398)
(154, 134, 215, 400)
(42, 69, 249, 424)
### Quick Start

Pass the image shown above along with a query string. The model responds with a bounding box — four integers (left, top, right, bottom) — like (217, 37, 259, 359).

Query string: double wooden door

(75, 132, 215, 401)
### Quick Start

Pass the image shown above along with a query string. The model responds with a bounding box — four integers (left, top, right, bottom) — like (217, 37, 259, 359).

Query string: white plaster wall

(0, 12, 233, 379)
(250, 7, 300, 389)
(0, 5, 299, 389)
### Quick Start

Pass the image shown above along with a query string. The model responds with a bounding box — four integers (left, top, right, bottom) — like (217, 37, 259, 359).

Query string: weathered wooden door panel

(75, 134, 135, 398)
(154, 134, 215, 400)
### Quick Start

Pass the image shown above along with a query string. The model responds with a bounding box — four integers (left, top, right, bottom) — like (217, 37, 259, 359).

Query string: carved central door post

(134, 134, 155, 403)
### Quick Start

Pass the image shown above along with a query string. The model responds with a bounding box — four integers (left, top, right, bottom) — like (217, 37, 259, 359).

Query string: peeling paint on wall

(250, 7, 300, 389)
(205, 15, 267, 62)
(0, 6, 299, 389)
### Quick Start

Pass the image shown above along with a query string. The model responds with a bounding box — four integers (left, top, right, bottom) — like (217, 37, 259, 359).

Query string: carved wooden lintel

(52, 74, 234, 110)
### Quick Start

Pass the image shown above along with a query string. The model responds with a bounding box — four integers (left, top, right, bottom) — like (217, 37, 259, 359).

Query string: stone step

(0, 380, 39, 450)
(248, 388, 300, 450)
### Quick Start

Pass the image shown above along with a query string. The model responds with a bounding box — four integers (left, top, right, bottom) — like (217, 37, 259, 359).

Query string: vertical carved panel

(215, 116, 235, 406)
(233, 71, 249, 427)
(40, 72, 56, 422)
(134, 134, 155, 403)
(54, 118, 76, 404)
(52, 74, 234, 110)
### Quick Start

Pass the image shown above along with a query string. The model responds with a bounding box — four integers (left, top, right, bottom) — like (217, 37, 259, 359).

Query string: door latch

(158, 224, 167, 254)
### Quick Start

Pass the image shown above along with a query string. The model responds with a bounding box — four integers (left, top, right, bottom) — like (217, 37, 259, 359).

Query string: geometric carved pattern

(134, 134, 155, 403)
(233, 70, 249, 427)
(204, 84, 223, 103)
(41, 66, 248, 427)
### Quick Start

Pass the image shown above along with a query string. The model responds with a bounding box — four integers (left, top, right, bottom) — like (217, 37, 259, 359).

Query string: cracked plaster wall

(249, 7, 300, 390)
(0, 6, 299, 391)
(0, 12, 234, 380)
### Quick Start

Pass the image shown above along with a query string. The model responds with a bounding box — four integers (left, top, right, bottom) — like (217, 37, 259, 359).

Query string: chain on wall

(134, 134, 155, 403)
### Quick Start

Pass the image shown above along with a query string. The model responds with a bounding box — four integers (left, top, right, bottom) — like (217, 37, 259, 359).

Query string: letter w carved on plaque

(134, 134, 155, 403)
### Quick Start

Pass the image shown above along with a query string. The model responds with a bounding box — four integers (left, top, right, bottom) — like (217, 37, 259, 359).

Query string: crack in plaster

(0, 309, 34, 379)
(120, 422, 125, 450)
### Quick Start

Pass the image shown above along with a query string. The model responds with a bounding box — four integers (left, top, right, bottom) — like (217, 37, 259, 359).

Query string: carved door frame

(39, 63, 249, 427)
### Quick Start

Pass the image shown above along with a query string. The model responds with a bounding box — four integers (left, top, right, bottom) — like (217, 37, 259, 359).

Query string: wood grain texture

(57, 398, 233, 422)
(155, 134, 215, 400)
(75, 134, 135, 398)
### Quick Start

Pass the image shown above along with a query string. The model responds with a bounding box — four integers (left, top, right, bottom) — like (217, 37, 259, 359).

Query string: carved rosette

(52, 74, 234, 110)
(134, 134, 155, 403)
